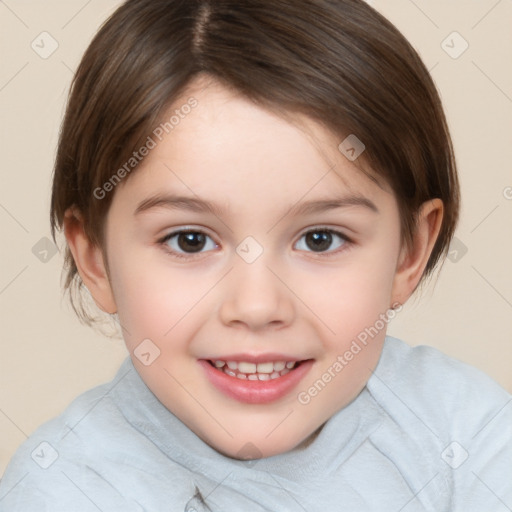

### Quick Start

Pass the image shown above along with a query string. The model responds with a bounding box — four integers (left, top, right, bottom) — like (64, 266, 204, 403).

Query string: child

(1, 0, 510, 510)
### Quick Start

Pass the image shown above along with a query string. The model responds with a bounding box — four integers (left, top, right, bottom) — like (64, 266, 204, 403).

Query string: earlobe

(63, 207, 117, 314)
(391, 199, 444, 305)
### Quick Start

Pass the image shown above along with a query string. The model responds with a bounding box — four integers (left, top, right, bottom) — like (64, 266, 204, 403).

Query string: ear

(63, 207, 117, 314)
(391, 199, 444, 306)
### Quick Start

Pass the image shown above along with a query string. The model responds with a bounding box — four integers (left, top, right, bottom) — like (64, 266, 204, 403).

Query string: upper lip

(202, 353, 311, 364)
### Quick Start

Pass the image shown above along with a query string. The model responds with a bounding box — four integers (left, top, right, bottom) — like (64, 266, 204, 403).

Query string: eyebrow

(289, 196, 378, 216)
(134, 195, 227, 217)
(134, 193, 379, 217)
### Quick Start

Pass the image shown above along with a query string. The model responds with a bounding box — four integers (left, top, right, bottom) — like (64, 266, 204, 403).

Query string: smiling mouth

(207, 359, 304, 380)
(200, 358, 314, 404)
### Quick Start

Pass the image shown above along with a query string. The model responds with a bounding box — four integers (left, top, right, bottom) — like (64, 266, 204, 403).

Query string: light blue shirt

(1, 336, 511, 511)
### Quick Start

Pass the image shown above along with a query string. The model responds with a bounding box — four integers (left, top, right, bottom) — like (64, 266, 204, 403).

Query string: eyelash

(158, 227, 352, 260)
(159, 229, 218, 260)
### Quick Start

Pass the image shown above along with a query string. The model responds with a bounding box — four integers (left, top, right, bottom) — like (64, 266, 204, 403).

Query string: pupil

(306, 231, 331, 252)
(178, 232, 206, 253)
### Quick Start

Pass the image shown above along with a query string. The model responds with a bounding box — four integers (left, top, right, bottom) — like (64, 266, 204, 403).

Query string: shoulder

(367, 336, 512, 508)
(0, 358, 144, 511)
(369, 336, 511, 439)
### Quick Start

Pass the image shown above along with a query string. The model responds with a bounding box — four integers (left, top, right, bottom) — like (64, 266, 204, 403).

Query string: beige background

(0, 0, 511, 477)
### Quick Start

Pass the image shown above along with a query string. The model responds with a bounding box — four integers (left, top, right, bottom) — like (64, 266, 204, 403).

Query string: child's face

(102, 76, 406, 459)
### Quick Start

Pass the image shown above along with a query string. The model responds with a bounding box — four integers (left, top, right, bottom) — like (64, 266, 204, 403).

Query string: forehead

(112, 76, 392, 216)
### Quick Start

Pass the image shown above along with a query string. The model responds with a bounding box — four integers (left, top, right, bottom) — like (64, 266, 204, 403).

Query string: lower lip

(198, 359, 314, 404)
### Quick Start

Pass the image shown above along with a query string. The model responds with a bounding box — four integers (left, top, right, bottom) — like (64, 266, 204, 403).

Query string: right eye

(160, 230, 218, 259)
(294, 228, 349, 254)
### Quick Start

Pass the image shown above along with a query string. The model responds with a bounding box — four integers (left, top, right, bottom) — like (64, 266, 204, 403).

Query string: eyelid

(158, 225, 217, 242)
(294, 226, 352, 255)
(296, 225, 352, 242)
(158, 227, 219, 259)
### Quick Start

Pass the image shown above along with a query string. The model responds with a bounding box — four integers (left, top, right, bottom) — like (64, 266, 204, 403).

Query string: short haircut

(50, 0, 460, 325)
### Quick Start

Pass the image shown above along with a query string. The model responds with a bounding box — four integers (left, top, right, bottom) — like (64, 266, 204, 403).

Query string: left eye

(294, 229, 348, 253)
(162, 231, 217, 255)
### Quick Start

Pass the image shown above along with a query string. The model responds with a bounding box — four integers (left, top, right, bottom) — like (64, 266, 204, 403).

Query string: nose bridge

(218, 247, 294, 330)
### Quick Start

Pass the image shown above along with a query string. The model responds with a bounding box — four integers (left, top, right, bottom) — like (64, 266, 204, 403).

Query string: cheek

(296, 253, 398, 339)
(107, 250, 201, 344)
(295, 257, 397, 411)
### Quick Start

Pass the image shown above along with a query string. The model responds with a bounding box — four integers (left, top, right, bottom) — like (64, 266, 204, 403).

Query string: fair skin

(65, 76, 443, 459)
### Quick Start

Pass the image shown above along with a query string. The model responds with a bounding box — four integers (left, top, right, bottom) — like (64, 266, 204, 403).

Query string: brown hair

(50, 0, 459, 324)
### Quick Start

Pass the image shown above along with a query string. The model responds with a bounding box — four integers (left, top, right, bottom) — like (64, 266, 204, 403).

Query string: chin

(203, 423, 319, 461)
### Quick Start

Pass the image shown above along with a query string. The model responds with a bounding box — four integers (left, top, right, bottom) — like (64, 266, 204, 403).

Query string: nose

(218, 257, 295, 332)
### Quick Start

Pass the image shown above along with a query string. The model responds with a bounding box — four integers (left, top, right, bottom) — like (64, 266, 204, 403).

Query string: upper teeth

(213, 360, 296, 373)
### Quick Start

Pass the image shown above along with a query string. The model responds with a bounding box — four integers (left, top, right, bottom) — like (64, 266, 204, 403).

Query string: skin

(65, 74, 443, 459)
